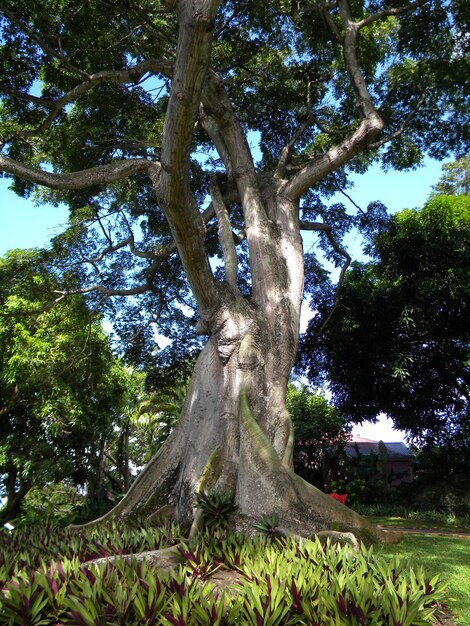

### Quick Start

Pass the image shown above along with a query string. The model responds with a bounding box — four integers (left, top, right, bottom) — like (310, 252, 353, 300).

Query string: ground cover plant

(0, 520, 449, 625)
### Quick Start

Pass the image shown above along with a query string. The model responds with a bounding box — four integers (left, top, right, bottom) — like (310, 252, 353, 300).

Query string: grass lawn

(367, 514, 470, 533)
(378, 534, 470, 626)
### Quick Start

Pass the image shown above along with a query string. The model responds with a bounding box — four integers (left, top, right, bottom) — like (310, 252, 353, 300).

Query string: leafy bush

(0, 521, 448, 625)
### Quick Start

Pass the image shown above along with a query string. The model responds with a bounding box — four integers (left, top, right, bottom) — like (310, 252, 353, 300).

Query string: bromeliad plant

(253, 512, 286, 539)
(0, 520, 448, 625)
(193, 488, 238, 530)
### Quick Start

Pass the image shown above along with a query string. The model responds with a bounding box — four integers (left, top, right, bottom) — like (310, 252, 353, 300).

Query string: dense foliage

(0, 0, 467, 363)
(0, 522, 448, 625)
(299, 193, 470, 442)
(0, 249, 132, 522)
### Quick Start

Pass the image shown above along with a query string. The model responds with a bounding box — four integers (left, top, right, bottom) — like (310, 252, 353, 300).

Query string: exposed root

(87, 545, 181, 573)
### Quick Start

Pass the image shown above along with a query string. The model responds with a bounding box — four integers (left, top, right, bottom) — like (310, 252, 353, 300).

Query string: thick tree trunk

(89, 328, 377, 539)
(87, 190, 381, 541)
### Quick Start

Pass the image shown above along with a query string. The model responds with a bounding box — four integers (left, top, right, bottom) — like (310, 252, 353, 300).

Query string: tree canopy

(0, 0, 467, 358)
(432, 156, 470, 196)
(299, 192, 470, 441)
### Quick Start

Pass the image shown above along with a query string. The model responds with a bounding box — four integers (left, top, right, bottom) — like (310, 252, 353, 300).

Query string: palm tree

(132, 380, 190, 463)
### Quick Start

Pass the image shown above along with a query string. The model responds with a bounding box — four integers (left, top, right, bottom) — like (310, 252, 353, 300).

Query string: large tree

(0, 0, 467, 536)
(299, 193, 470, 441)
(0, 249, 130, 523)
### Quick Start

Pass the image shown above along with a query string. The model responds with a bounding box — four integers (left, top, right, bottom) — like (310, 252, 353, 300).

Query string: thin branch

(317, 226, 351, 336)
(276, 116, 316, 179)
(1, 59, 173, 144)
(0, 83, 53, 108)
(357, 0, 429, 29)
(369, 89, 429, 149)
(94, 210, 114, 248)
(119, 212, 161, 259)
(52, 278, 156, 299)
(282, 0, 384, 200)
(321, 4, 342, 43)
(214, 5, 245, 38)
(0, 294, 67, 317)
(332, 175, 365, 213)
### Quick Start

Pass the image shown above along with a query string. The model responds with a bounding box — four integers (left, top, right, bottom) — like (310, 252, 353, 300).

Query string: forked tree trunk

(88, 189, 382, 542)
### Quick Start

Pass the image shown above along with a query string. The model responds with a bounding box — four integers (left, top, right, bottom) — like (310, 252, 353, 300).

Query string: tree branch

(357, 0, 429, 29)
(209, 179, 238, 291)
(275, 108, 348, 179)
(155, 0, 222, 316)
(338, 0, 381, 122)
(1, 59, 173, 144)
(275, 116, 316, 179)
(202, 70, 281, 305)
(283, 115, 382, 200)
(299, 221, 331, 231)
(316, 225, 351, 336)
(0, 155, 160, 190)
(281, 0, 385, 200)
(0, 293, 68, 317)
(199, 104, 235, 177)
(320, 3, 342, 43)
(368, 89, 429, 150)
(0, 83, 53, 107)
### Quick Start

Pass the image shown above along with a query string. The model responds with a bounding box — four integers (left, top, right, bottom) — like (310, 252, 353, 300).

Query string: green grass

(367, 514, 470, 532)
(356, 503, 470, 532)
(379, 534, 470, 626)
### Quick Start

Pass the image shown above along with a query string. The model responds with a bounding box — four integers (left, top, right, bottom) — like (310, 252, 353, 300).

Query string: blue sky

(0, 157, 447, 442)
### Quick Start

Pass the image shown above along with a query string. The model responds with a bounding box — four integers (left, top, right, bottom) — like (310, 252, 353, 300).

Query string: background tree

(299, 192, 470, 444)
(0, 249, 131, 523)
(132, 377, 190, 467)
(0, 0, 467, 536)
(287, 384, 351, 490)
(432, 156, 470, 196)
